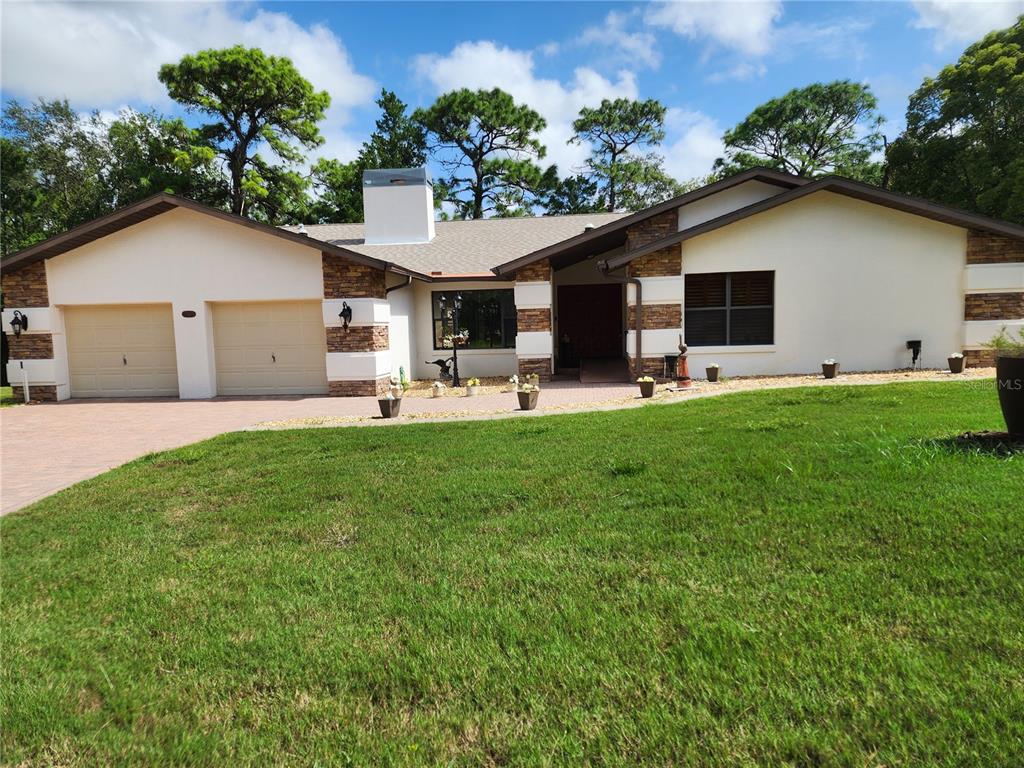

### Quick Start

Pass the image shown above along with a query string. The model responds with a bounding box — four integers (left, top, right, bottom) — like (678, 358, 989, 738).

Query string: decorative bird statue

(426, 357, 454, 381)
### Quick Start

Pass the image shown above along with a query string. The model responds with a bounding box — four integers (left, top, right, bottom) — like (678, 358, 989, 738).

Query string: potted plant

(466, 377, 480, 396)
(948, 352, 965, 374)
(378, 378, 403, 418)
(987, 328, 1024, 435)
(822, 358, 839, 379)
(517, 382, 540, 411)
(507, 374, 519, 393)
(528, 372, 541, 388)
(706, 363, 720, 383)
(431, 381, 446, 398)
(637, 376, 656, 398)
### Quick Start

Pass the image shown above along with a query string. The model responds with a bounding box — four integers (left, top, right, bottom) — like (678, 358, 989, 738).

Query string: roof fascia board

(491, 168, 807, 276)
(1, 192, 398, 274)
(604, 178, 1024, 270)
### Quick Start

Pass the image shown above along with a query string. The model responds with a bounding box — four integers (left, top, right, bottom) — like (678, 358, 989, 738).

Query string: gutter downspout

(598, 261, 641, 375)
(385, 274, 413, 295)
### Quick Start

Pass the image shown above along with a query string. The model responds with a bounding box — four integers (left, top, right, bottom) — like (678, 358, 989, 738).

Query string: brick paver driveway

(0, 383, 640, 515)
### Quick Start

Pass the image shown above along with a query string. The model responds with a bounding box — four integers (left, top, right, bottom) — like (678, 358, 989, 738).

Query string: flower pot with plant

(378, 378, 403, 418)
(706, 363, 720, 383)
(466, 377, 480, 396)
(637, 376, 655, 398)
(987, 328, 1024, 435)
(507, 374, 519, 393)
(431, 381, 446, 398)
(948, 352, 965, 374)
(822, 359, 839, 379)
(517, 383, 540, 411)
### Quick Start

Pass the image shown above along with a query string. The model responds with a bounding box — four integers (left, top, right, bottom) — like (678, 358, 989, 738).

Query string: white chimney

(362, 168, 435, 245)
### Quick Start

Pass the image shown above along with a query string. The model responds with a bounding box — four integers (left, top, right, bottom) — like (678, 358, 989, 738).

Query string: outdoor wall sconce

(9, 310, 28, 337)
(906, 339, 922, 368)
(339, 301, 353, 331)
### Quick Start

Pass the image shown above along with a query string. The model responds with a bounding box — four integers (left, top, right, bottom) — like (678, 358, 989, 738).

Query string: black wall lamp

(339, 301, 353, 331)
(9, 310, 28, 337)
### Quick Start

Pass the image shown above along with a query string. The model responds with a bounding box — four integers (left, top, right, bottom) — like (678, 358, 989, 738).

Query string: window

(684, 271, 774, 346)
(432, 290, 517, 349)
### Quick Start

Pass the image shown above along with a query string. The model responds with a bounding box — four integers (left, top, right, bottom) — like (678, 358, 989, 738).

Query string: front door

(556, 284, 623, 367)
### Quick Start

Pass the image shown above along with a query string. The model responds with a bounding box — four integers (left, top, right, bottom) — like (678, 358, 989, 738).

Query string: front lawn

(2, 381, 1022, 765)
(0, 385, 18, 407)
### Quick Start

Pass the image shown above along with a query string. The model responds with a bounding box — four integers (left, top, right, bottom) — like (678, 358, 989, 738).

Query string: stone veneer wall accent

(1, 261, 49, 307)
(627, 356, 667, 379)
(517, 357, 551, 382)
(627, 304, 681, 330)
(326, 326, 389, 353)
(965, 349, 996, 368)
(8, 333, 54, 359)
(515, 258, 551, 282)
(625, 210, 682, 279)
(517, 307, 551, 332)
(966, 231, 1024, 265)
(329, 376, 391, 397)
(322, 252, 386, 299)
(11, 384, 58, 402)
(964, 292, 1024, 321)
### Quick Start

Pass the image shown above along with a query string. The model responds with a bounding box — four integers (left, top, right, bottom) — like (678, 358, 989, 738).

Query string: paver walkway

(1, 369, 993, 515)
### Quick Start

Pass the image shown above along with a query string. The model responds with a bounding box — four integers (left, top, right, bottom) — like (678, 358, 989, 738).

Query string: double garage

(63, 301, 327, 398)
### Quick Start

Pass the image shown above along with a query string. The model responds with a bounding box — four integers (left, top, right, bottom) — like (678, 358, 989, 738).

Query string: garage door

(65, 305, 179, 398)
(213, 301, 328, 396)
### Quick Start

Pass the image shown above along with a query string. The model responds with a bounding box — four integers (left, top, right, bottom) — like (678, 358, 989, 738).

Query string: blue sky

(2, 1, 1022, 182)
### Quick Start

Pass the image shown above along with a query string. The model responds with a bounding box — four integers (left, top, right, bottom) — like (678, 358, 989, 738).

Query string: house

(3, 167, 1023, 401)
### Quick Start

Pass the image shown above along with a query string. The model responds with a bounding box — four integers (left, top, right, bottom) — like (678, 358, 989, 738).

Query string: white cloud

(578, 10, 662, 69)
(413, 41, 639, 175)
(1, 1, 376, 162)
(644, 1, 783, 57)
(911, 0, 1024, 48)
(663, 108, 724, 182)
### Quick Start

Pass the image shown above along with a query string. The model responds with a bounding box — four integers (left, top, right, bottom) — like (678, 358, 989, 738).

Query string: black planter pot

(996, 355, 1024, 435)
(377, 398, 402, 418)
(706, 366, 720, 383)
(948, 355, 965, 374)
(517, 390, 539, 411)
(638, 380, 655, 398)
(822, 362, 839, 379)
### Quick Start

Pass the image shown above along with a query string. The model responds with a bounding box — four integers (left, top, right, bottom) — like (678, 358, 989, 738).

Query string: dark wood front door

(557, 283, 623, 366)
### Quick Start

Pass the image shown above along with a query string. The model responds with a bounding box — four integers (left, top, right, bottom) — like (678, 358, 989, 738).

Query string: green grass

(0, 385, 19, 407)
(2, 381, 1022, 766)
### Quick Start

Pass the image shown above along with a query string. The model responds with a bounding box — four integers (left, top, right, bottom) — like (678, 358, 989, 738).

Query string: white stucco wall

(678, 191, 966, 376)
(410, 279, 518, 380)
(40, 208, 329, 398)
(678, 180, 788, 230)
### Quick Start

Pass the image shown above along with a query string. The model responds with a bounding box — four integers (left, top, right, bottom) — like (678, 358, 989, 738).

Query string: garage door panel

(213, 301, 327, 396)
(65, 305, 179, 398)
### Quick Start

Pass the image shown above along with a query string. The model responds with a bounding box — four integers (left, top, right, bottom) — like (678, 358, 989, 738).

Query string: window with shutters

(684, 271, 774, 346)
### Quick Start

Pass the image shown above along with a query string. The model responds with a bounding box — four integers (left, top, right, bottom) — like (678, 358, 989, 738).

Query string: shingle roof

(286, 212, 626, 277)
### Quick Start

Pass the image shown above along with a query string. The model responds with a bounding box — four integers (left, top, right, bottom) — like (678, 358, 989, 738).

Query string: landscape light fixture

(339, 301, 353, 331)
(9, 310, 28, 337)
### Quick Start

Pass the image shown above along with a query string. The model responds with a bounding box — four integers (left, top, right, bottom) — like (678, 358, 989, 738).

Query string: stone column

(1, 260, 65, 401)
(963, 231, 1024, 367)
(321, 252, 392, 396)
(514, 258, 553, 381)
(624, 211, 684, 380)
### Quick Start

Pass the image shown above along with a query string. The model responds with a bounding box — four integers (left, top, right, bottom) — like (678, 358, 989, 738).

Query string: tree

(1, 99, 111, 253)
(614, 159, 690, 211)
(886, 17, 1024, 224)
(715, 81, 884, 181)
(361, 89, 427, 170)
(105, 109, 223, 209)
(538, 170, 605, 215)
(158, 45, 330, 216)
(310, 90, 427, 224)
(414, 88, 547, 219)
(571, 98, 667, 211)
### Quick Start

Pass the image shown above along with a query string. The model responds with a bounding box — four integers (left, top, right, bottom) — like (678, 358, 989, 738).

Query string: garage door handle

(272, 353, 276, 363)
(123, 355, 127, 366)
